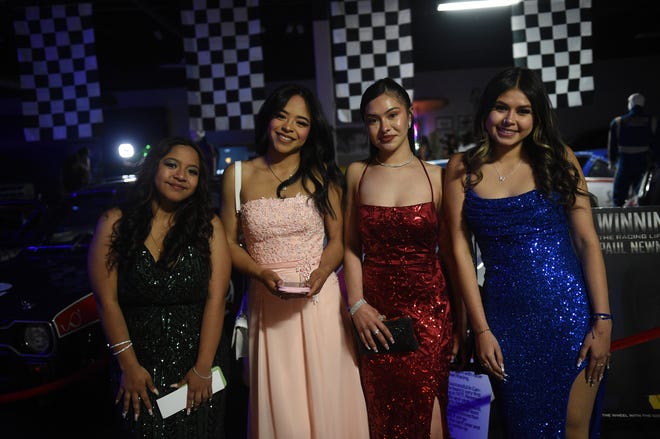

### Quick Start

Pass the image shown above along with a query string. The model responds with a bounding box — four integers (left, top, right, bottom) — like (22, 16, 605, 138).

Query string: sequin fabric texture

(464, 188, 597, 438)
(115, 246, 225, 438)
(358, 186, 453, 436)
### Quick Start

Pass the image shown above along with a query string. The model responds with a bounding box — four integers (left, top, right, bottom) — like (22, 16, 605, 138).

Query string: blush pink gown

(240, 193, 369, 439)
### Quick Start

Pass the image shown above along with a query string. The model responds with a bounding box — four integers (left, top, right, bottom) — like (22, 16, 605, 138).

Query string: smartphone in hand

(278, 281, 310, 294)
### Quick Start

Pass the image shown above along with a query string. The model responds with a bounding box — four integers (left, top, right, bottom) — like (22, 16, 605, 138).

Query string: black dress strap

(418, 156, 434, 203)
(356, 160, 370, 204)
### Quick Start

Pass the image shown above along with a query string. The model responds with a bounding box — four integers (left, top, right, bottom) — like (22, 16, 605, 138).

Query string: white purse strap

(234, 161, 242, 214)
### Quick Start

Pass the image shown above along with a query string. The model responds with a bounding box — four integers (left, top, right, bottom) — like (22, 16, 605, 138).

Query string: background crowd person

(88, 136, 231, 437)
(220, 83, 369, 438)
(62, 146, 92, 193)
(343, 77, 462, 439)
(417, 135, 432, 160)
(608, 92, 658, 206)
(444, 67, 612, 438)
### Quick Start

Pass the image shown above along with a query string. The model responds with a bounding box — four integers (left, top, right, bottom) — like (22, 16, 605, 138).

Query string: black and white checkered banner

(13, 3, 103, 142)
(330, 0, 414, 124)
(181, 0, 265, 131)
(512, 0, 593, 108)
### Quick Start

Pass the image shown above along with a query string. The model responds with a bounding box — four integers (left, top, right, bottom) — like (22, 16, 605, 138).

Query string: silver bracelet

(192, 366, 213, 380)
(108, 339, 131, 349)
(112, 342, 133, 356)
(349, 298, 367, 316)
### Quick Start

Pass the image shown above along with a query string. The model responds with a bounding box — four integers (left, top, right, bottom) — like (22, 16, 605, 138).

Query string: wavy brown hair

(464, 67, 590, 207)
(108, 136, 214, 270)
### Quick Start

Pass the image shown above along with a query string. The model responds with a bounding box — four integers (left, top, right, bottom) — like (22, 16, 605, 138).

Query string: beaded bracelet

(591, 313, 613, 321)
(192, 366, 213, 380)
(349, 298, 367, 316)
(112, 342, 133, 356)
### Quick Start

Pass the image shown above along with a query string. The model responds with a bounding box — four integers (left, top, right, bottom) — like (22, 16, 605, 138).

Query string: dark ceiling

(1, 0, 659, 97)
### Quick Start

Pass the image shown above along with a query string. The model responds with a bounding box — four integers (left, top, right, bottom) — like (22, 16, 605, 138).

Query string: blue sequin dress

(464, 188, 597, 438)
(114, 246, 226, 438)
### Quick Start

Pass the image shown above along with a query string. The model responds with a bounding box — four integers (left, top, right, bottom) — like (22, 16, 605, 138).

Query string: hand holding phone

(278, 281, 310, 295)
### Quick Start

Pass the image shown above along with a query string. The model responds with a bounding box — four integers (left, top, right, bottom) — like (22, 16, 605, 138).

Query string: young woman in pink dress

(220, 84, 369, 438)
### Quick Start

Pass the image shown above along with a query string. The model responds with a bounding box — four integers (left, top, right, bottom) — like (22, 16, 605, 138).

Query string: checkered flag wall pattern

(511, 0, 594, 108)
(13, 3, 103, 142)
(181, 0, 265, 131)
(330, 0, 414, 123)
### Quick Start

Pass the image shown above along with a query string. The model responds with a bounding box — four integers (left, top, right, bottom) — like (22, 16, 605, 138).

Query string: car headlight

(23, 324, 53, 354)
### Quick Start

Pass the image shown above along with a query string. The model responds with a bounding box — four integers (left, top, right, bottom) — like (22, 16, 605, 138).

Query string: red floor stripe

(611, 326, 660, 352)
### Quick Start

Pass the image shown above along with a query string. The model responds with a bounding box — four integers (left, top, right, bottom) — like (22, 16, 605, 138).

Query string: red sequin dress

(357, 162, 453, 438)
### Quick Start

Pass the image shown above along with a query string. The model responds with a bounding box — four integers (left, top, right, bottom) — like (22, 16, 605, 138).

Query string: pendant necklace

(375, 153, 414, 168)
(149, 208, 168, 255)
(267, 161, 298, 192)
(492, 159, 522, 183)
(148, 232, 162, 254)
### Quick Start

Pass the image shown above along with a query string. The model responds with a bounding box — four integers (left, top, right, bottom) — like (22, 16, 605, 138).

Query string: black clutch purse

(358, 316, 419, 355)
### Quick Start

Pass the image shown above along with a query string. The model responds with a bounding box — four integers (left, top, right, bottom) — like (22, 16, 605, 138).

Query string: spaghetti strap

(358, 157, 435, 203)
(356, 161, 370, 204)
(418, 157, 434, 202)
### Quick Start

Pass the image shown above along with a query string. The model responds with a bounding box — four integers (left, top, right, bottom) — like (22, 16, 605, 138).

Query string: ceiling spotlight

(437, 0, 522, 12)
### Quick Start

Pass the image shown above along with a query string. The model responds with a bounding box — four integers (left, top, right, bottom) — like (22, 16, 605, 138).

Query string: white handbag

(230, 161, 249, 360)
(232, 293, 248, 360)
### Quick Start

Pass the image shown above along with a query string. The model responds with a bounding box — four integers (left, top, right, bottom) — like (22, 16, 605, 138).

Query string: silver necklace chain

(267, 162, 297, 191)
(375, 153, 414, 168)
(492, 159, 522, 183)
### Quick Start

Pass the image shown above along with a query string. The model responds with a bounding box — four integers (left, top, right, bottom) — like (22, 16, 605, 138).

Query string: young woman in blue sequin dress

(444, 67, 612, 438)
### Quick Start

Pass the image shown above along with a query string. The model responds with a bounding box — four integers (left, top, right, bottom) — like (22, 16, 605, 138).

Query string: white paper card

(447, 370, 493, 439)
(156, 366, 226, 419)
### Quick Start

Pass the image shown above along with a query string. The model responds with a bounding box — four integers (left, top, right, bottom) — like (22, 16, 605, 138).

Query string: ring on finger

(377, 314, 385, 322)
(373, 328, 380, 335)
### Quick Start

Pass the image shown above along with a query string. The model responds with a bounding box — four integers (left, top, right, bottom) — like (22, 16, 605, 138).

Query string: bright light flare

(117, 143, 135, 159)
(437, 0, 522, 12)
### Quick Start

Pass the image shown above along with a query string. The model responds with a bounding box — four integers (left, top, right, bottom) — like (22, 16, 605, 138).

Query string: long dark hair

(254, 83, 345, 218)
(108, 136, 214, 270)
(359, 78, 415, 157)
(465, 66, 587, 206)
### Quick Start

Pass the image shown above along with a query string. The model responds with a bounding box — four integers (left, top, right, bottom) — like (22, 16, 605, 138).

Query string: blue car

(575, 149, 615, 207)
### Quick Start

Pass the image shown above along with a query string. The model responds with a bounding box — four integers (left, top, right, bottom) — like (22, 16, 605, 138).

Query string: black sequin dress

(114, 246, 225, 438)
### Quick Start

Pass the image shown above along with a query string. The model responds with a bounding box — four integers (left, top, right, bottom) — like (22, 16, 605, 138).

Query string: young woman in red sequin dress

(344, 78, 463, 439)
